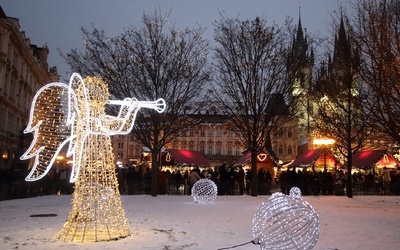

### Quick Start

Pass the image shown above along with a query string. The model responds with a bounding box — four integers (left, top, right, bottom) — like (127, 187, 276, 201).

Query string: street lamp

(313, 138, 335, 171)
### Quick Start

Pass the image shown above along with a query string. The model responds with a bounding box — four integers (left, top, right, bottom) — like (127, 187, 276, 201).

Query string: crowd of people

(115, 163, 274, 196)
(116, 163, 400, 197)
(1, 163, 400, 200)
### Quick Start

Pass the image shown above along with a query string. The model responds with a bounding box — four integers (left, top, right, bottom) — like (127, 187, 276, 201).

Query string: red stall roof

(163, 149, 210, 167)
(234, 149, 276, 166)
(288, 149, 324, 167)
(349, 150, 398, 169)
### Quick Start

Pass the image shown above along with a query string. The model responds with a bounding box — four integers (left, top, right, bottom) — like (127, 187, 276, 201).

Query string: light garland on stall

(252, 187, 320, 250)
(191, 179, 218, 203)
(20, 73, 165, 242)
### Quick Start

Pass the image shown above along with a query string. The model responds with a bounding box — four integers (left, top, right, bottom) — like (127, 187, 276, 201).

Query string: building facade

(111, 112, 299, 169)
(0, 7, 58, 171)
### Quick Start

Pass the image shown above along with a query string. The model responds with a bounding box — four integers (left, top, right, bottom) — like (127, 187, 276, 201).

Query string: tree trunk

(346, 155, 353, 198)
(150, 151, 158, 197)
(251, 150, 258, 197)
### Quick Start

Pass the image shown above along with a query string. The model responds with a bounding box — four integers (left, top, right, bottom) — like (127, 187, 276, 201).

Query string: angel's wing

(21, 82, 73, 181)
(65, 73, 88, 182)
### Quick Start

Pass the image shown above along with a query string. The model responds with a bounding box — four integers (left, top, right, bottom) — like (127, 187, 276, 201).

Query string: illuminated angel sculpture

(20, 73, 165, 242)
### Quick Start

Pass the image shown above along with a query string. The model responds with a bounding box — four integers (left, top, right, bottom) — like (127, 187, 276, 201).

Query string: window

(117, 152, 123, 159)
(278, 129, 284, 138)
(189, 130, 194, 137)
(235, 146, 241, 156)
(288, 145, 293, 155)
(216, 129, 222, 137)
(200, 130, 205, 137)
(287, 129, 292, 138)
(216, 145, 221, 155)
(118, 142, 124, 149)
(208, 130, 214, 137)
(200, 145, 205, 154)
(208, 145, 213, 155)
(278, 145, 283, 155)
(227, 146, 232, 156)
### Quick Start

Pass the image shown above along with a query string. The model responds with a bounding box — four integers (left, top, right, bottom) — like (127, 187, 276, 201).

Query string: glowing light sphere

(252, 187, 319, 250)
(191, 179, 218, 203)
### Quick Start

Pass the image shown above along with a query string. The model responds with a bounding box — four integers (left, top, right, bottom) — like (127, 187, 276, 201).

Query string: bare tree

(212, 15, 299, 196)
(312, 18, 373, 198)
(63, 10, 211, 196)
(345, 0, 400, 147)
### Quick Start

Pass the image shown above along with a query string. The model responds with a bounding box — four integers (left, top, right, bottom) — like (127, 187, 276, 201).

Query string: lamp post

(313, 138, 335, 171)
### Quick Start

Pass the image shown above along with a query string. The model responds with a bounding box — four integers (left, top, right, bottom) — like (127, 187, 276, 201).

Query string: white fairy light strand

(20, 73, 166, 242)
(21, 73, 165, 183)
(191, 179, 218, 203)
(252, 187, 320, 250)
(21, 82, 72, 181)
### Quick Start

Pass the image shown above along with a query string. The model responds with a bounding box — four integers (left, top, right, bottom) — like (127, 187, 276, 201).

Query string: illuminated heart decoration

(257, 153, 267, 161)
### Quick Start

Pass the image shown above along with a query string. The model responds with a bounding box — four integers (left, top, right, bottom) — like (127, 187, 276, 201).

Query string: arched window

(288, 145, 293, 155)
(278, 129, 284, 138)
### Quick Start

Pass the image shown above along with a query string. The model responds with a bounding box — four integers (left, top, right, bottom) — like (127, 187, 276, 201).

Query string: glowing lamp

(252, 187, 319, 249)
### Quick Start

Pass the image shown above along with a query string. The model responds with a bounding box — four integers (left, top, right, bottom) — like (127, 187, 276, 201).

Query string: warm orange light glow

(2, 151, 8, 160)
(313, 138, 335, 145)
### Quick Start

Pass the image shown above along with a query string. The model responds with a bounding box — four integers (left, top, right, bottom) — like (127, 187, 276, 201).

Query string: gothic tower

(287, 11, 315, 151)
(315, 17, 359, 99)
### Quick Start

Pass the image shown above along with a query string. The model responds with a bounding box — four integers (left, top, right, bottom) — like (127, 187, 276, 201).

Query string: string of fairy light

(191, 178, 218, 203)
(252, 187, 319, 249)
(218, 187, 319, 250)
(21, 73, 167, 242)
(57, 76, 131, 242)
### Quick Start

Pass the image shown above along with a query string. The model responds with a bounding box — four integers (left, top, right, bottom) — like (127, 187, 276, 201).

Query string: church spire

(297, 4, 304, 43)
(332, 16, 352, 72)
(292, 5, 307, 61)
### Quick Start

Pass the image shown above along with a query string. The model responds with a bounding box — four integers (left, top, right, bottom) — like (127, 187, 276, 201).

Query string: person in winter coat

(382, 167, 391, 195)
(189, 168, 201, 194)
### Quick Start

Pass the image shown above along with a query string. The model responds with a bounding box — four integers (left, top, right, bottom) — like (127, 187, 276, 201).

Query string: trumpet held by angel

(21, 73, 166, 183)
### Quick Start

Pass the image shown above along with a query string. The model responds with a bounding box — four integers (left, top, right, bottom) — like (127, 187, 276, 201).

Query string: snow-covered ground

(0, 194, 399, 250)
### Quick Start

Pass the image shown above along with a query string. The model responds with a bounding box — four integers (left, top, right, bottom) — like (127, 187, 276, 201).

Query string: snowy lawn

(0, 194, 399, 250)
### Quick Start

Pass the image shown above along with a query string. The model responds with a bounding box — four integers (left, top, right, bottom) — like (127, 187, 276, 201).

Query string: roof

(288, 149, 324, 167)
(162, 149, 210, 167)
(234, 148, 276, 166)
(349, 150, 398, 169)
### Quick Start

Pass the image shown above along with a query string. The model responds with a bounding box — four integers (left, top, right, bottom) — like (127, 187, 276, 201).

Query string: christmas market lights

(20, 73, 165, 242)
(252, 187, 320, 249)
(191, 179, 218, 203)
